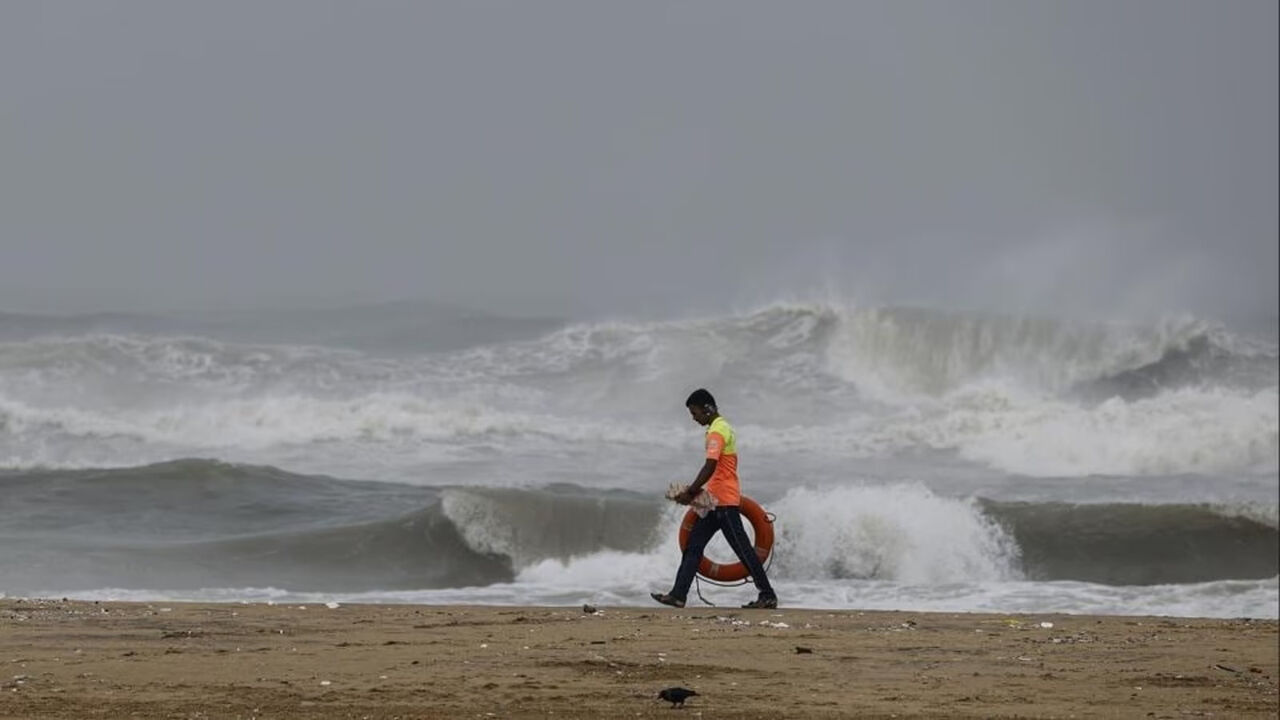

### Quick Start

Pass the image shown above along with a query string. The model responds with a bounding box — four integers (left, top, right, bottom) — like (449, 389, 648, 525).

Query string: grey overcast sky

(1, 1, 1276, 321)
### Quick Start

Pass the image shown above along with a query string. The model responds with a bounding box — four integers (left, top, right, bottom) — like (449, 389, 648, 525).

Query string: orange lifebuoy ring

(678, 495, 774, 582)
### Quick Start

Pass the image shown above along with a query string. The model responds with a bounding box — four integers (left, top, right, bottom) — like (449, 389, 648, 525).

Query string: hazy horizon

(3, 1, 1276, 324)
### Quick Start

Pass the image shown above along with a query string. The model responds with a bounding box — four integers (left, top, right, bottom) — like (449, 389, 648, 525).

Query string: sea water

(1, 302, 1275, 618)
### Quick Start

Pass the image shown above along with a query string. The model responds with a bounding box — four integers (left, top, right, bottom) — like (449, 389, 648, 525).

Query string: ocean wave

(4, 304, 1270, 404)
(767, 484, 1021, 583)
(983, 500, 1280, 585)
(5, 464, 1272, 597)
(737, 383, 1278, 477)
(0, 303, 1274, 477)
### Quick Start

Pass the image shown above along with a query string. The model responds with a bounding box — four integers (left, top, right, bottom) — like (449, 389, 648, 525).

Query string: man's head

(685, 388, 718, 426)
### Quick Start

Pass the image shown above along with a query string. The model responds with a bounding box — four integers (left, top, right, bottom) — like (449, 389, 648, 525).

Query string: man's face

(687, 404, 714, 426)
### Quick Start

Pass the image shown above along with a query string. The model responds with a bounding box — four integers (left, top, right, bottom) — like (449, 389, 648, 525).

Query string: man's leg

(669, 511, 721, 602)
(718, 506, 777, 600)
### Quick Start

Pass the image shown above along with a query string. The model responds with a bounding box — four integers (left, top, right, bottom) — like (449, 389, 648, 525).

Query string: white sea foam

(822, 308, 1216, 397)
(2, 380, 1274, 479)
(481, 484, 1019, 590)
(943, 386, 1279, 477)
(28, 576, 1278, 620)
(0, 391, 682, 468)
(741, 383, 1278, 477)
(1, 305, 1274, 479)
(767, 484, 1020, 583)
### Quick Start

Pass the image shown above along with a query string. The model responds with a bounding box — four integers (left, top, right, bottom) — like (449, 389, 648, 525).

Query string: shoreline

(2, 599, 1276, 719)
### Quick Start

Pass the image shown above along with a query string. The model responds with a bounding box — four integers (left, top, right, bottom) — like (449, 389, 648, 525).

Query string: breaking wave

(2, 462, 1273, 598)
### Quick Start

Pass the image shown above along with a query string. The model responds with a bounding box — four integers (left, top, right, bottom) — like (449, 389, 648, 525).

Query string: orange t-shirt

(704, 416, 740, 506)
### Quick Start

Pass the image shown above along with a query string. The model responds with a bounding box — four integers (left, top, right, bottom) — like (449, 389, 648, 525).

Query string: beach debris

(1, 675, 30, 691)
(1048, 632, 1097, 645)
(657, 687, 698, 708)
(1214, 664, 1242, 674)
(583, 604, 598, 614)
(795, 646, 813, 654)
(1039, 622, 1054, 629)
(325, 602, 341, 609)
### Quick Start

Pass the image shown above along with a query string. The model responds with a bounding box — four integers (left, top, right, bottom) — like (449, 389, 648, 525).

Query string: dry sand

(1, 599, 1275, 719)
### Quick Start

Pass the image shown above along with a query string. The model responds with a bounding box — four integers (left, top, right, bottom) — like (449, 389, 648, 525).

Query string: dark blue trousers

(670, 505, 775, 601)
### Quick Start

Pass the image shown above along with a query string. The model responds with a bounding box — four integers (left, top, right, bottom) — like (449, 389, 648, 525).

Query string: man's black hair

(686, 388, 716, 408)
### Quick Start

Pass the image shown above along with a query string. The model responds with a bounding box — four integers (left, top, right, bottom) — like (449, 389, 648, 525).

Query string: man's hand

(664, 483, 692, 504)
(664, 483, 707, 507)
(679, 487, 710, 506)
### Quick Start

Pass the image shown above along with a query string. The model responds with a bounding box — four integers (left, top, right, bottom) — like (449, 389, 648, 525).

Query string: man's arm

(678, 459, 717, 503)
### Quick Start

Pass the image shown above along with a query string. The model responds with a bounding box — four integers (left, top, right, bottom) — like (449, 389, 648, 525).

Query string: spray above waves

(0, 303, 1274, 477)
(819, 306, 1274, 398)
(837, 384, 1279, 477)
(5, 302, 1268, 400)
(1072, 330, 1279, 402)
(0, 302, 563, 354)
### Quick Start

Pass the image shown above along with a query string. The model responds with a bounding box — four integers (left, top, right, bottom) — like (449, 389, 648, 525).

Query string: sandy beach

(1, 599, 1275, 719)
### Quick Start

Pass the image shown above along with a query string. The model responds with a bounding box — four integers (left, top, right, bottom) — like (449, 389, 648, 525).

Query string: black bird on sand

(657, 687, 698, 708)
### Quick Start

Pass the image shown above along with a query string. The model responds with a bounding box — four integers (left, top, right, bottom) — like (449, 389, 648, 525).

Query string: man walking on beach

(652, 388, 778, 609)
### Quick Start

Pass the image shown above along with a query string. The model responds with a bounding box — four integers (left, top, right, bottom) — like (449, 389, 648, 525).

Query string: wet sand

(1, 599, 1275, 719)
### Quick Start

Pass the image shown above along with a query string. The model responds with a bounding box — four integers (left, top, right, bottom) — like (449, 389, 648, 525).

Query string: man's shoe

(742, 595, 778, 609)
(650, 592, 686, 608)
